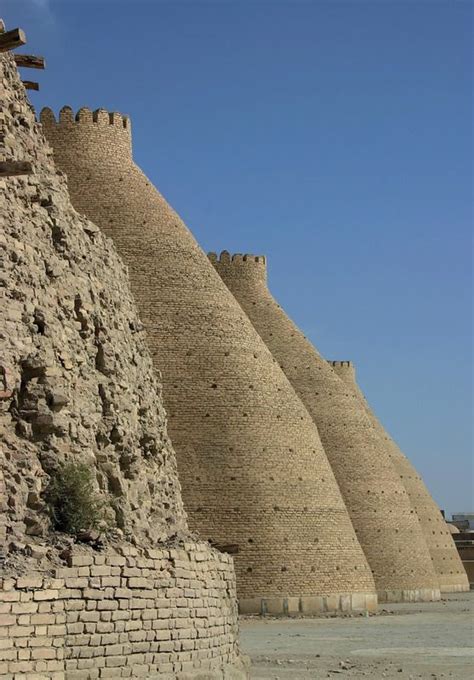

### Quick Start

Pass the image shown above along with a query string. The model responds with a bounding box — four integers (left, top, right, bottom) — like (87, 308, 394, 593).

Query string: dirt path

(239, 592, 473, 679)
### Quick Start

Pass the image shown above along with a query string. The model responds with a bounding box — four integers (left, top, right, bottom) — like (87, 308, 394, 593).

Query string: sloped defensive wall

(328, 360, 469, 593)
(0, 50, 246, 679)
(210, 251, 441, 603)
(40, 107, 378, 615)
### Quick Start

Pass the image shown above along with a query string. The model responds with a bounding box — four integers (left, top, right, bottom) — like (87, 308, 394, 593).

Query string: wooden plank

(22, 81, 39, 91)
(0, 28, 27, 53)
(14, 54, 45, 69)
(0, 161, 33, 177)
(211, 543, 240, 555)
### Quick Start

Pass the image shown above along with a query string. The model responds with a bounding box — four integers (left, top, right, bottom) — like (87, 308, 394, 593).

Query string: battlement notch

(328, 360, 357, 383)
(209, 250, 268, 287)
(40, 106, 131, 131)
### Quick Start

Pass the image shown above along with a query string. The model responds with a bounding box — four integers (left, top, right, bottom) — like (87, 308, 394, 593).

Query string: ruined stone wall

(329, 361, 469, 593)
(0, 52, 245, 678)
(41, 107, 378, 614)
(211, 252, 441, 603)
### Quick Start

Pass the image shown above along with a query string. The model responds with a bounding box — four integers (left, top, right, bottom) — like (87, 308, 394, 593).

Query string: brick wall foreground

(0, 544, 247, 680)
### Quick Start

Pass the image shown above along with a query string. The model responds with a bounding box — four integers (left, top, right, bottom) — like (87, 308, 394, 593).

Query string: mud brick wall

(41, 107, 377, 613)
(329, 360, 469, 594)
(0, 545, 241, 679)
(1, 49, 246, 680)
(211, 251, 441, 603)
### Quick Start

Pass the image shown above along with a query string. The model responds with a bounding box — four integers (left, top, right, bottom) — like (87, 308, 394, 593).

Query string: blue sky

(4, 0, 472, 515)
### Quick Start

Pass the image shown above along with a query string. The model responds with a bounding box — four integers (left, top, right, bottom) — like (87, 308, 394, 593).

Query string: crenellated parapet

(39, 105, 132, 165)
(40, 105, 130, 129)
(327, 360, 356, 382)
(209, 250, 267, 286)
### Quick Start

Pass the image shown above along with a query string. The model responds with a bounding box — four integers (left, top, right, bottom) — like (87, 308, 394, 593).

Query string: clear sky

(4, 0, 472, 515)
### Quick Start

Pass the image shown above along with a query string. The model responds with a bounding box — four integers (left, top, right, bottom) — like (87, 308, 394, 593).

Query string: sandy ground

(239, 592, 473, 680)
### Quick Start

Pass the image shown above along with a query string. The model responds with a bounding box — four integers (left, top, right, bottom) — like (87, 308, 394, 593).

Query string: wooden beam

(14, 54, 45, 69)
(211, 543, 240, 555)
(0, 28, 27, 53)
(0, 161, 33, 177)
(22, 81, 39, 91)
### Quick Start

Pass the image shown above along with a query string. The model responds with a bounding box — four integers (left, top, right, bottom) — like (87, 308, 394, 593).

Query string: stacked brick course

(41, 106, 378, 614)
(0, 545, 241, 679)
(211, 252, 441, 603)
(329, 360, 469, 593)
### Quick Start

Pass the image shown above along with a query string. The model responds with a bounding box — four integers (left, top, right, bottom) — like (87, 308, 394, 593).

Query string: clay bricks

(0, 545, 241, 678)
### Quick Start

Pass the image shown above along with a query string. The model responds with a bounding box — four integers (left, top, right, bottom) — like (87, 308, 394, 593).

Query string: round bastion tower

(40, 107, 377, 615)
(210, 251, 441, 602)
(328, 361, 469, 593)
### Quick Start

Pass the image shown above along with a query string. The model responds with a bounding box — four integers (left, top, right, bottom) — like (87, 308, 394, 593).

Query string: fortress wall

(211, 252, 441, 603)
(0, 51, 246, 679)
(41, 109, 377, 613)
(0, 545, 242, 680)
(329, 361, 469, 593)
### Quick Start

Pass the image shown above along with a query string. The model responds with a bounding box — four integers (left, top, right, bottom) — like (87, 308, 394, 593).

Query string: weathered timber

(14, 54, 45, 69)
(0, 160, 33, 177)
(0, 28, 27, 53)
(22, 80, 39, 91)
(212, 543, 240, 555)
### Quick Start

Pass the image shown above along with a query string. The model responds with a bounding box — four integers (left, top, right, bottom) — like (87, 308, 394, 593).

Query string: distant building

(451, 513, 474, 531)
(448, 514, 474, 589)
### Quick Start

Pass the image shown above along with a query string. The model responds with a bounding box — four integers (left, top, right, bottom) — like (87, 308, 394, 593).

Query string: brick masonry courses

(41, 106, 378, 615)
(0, 545, 244, 680)
(210, 252, 441, 603)
(328, 360, 469, 594)
(0, 52, 246, 679)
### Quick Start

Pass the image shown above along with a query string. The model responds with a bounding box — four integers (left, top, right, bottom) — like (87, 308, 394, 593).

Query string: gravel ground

(239, 592, 473, 679)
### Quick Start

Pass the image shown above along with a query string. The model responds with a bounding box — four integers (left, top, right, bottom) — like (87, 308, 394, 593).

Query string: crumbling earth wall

(0, 52, 245, 679)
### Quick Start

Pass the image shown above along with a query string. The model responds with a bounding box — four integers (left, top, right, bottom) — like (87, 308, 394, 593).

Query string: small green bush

(44, 461, 108, 536)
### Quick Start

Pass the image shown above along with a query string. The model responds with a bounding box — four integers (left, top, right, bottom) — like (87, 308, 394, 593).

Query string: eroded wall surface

(41, 106, 377, 614)
(211, 252, 440, 603)
(0, 52, 245, 679)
